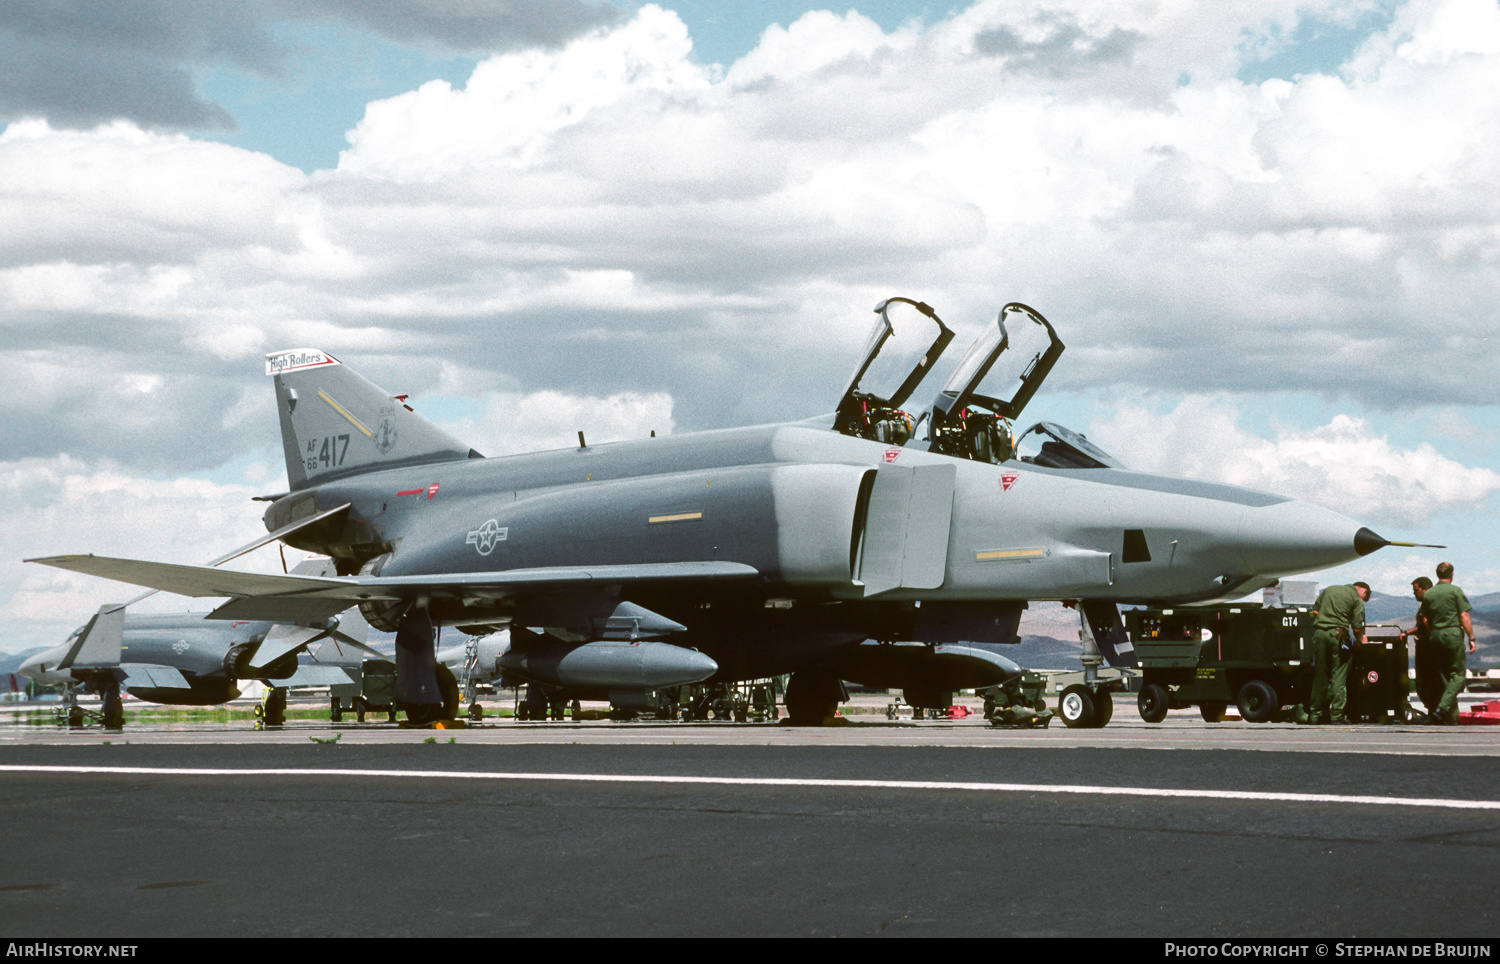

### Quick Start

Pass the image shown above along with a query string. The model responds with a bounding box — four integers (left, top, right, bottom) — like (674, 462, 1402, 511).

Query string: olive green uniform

(1419, 582, 1472, 721)
(1310, 585, 1365, 722)
(1413, 619, 1440, 716)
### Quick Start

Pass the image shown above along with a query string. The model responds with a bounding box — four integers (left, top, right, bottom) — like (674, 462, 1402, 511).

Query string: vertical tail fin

(57, 605, 126, 670)
(265, 349, 479, 489)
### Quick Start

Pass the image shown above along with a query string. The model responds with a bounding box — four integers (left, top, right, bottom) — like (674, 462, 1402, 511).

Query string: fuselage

(20, 614, 272, 704)
(293, 417, 1368, 634)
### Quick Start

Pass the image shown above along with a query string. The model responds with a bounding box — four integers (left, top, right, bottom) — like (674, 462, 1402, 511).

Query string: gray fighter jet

(29, 297, 1401, 725)
(21, 558, 373, 727)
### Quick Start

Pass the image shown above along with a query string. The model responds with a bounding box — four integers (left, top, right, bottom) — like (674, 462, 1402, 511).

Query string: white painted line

(1, 764, 1497, 811)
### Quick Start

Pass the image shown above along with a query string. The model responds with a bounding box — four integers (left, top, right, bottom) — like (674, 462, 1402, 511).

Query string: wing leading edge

(26, 555, 761, 622)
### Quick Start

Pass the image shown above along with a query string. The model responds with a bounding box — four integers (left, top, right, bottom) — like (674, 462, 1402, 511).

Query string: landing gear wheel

(67, 706, 84, 728)
(330, 698, 344, 723)
(101, 688, 124, 729)
(468, 702, 483, 722)
(1092, 689, 1114, 727)
(1199, 701, 1228, 723)
(785, 672, 843, 725)
(1138, 683, 1169, 723)
(1059, 685, 1096, 728)
(435, 664, 460, 721)
(263, 688, 287, 727)
(404, 702, 442, 725)
(572, 699, 583, 720)
(520, 686, 548, 722)
(1236, 680, 1278, 724)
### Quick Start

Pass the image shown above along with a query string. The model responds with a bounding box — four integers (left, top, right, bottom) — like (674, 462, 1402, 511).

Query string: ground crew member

(1308, 581, 1370, 724)
(1401, 577, 1437, 721)
(1419, 562, 1476, 725)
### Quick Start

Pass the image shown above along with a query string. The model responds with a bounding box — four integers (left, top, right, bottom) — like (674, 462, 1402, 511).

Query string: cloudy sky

(2, 0, 1497, 652)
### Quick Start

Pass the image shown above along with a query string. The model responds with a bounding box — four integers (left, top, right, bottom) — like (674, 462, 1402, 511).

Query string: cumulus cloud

(0, 0, 620, 131)
(459, 388, 675, 455)
(0, 455, 283, 652)
(1087, 396, 1500, 527)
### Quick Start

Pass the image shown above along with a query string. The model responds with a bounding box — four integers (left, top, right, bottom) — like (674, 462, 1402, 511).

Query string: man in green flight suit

(1401, 577, 1438, 722)
(1308, 581, 1370, 725)
(1419, 562, 1476, 725)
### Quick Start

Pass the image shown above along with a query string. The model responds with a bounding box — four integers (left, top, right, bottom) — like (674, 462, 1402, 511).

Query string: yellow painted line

(649, 511, 703, 524)
(975, 548, 1046, 561)
(318, 391, 372, 437)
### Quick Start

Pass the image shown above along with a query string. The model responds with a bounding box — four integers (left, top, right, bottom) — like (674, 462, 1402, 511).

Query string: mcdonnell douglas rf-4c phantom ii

(31, 297, 1403, 725)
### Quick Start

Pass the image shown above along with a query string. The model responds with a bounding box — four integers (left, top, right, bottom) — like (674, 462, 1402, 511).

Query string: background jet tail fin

(266, 349, 477, 490)
(57, 604, 126, 670)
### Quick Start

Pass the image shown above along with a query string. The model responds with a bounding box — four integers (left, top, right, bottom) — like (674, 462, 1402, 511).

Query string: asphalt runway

(1, 707, 1498, 938)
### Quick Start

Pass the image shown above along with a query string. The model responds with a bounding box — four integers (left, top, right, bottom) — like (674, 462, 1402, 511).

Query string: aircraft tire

(1199, 701, 1228, 723)
(785, 671, 841, 725)
(1138, 683, 1169, 723)
(264, 688, 287, 727)
(1236, 680, 1278, 724)
(101, 688, 124, 730)
(404, 703, 441, 725)
(1092, 689, 1114, 727)
(436, 664, 460, 721)
(1059, 685, 1095, 728)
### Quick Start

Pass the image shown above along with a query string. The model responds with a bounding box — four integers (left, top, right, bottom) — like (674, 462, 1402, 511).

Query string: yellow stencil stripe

(975, 548, 1046, 561)
(649, 511, 703, 524)
(318, 391, 373, 437)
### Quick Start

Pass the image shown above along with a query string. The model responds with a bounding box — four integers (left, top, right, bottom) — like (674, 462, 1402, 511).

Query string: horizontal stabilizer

(250, 623, 334, 672)
(111, 504, 351, 610)
(119, 663, 191, 690)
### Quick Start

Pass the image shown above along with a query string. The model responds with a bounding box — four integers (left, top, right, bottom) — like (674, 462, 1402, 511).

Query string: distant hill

(0, 648, 45, 675)
(1364, 590, 1417, 624)
(1471, 592, 1500, 613)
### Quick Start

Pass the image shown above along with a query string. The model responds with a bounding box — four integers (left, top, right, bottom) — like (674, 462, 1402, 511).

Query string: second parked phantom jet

(21, 558, 374, 726)
(31, 297, 1402, 724)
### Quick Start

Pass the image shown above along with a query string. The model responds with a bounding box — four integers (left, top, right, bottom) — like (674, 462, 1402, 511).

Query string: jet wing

(27, 555, 761, 623)
(118, 663, 191, 690)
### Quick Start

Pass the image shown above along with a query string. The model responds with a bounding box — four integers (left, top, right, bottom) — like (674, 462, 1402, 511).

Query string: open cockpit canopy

(926, 303, 1064, 464)
(833, 297, 954, 444)
(1015, 421, 1122, 469)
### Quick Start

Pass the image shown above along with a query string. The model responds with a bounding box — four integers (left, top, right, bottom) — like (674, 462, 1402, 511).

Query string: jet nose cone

(1354, 527, 1389, 557)
(1236, 500, 1371, 577)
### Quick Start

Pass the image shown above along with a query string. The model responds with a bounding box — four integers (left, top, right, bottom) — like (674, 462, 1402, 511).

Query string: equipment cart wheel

(1059, 685, 1096, 728)
(1092, 689, 1114, 727)
(1138, 683, 1169, 723)
(1199, 701, 1228, 723)
(1236, 680, 1278, 724)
